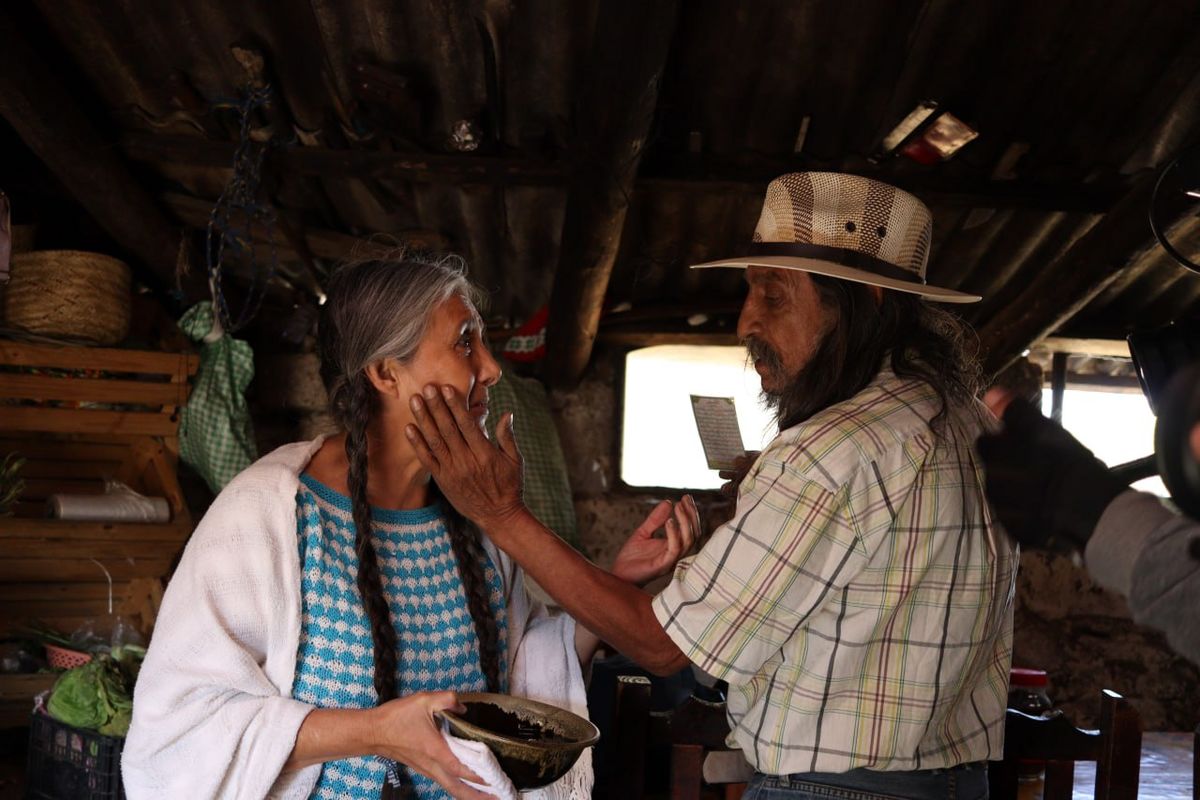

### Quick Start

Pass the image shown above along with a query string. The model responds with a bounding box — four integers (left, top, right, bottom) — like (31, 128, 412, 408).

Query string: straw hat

(693, 172, 980, 303)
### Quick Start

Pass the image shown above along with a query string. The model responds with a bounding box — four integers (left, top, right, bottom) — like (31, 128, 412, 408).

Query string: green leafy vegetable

(46, 648, 144, 737)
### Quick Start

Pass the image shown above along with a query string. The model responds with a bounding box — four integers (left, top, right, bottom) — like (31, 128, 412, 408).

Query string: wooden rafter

(122, 131, 567, 187)
(122, 130, 1126, 214)
(159, 192, 449, 263)
(638, 161, 1124, 213)
(544, 0, 682, 387)
(978, 169, 1196, 374)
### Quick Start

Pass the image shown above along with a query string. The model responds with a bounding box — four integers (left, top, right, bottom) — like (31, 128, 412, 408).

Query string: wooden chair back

(990, 689, 1142, 800)
(609, 674, 743, 800)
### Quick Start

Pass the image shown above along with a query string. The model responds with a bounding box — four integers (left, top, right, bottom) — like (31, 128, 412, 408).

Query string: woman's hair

(771, 273, 984, 431)
(317, 251, 502, 707)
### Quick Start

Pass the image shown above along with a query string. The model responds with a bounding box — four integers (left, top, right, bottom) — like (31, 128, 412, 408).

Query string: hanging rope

(206, 85, 279, 333)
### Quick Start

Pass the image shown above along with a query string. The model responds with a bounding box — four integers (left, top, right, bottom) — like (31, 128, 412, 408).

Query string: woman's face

(394, 292, 501, 428)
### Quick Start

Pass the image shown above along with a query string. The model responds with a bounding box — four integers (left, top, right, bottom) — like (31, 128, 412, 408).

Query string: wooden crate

(0, 342, 198, 725)
(0, 341, 196, 438)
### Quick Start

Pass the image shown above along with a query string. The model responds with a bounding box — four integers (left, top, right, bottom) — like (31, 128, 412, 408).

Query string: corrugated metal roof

(8, 0, 1200, 347)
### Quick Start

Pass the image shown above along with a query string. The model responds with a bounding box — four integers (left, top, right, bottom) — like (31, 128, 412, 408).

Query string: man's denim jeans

(742, 762, 989, 800)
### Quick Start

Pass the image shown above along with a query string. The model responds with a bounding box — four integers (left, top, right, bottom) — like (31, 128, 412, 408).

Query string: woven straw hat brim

(691, 254, 981, 304)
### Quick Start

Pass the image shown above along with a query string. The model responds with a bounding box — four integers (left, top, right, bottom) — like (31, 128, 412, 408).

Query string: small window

(621, 345, 778, 489)
(1043, 387, 1167, 496)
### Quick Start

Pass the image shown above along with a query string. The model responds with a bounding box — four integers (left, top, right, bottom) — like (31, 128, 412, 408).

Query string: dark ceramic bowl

(437, 692, 600, 791)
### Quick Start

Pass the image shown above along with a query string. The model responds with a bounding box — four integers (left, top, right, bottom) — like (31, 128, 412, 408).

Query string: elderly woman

(122, 253, 698, 800)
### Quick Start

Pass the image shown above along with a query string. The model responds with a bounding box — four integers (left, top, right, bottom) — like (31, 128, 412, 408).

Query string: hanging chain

(206, 85, 279, 333)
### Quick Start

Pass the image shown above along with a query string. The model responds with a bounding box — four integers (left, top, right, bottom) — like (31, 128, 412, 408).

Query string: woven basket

(4, 251, 132, 345)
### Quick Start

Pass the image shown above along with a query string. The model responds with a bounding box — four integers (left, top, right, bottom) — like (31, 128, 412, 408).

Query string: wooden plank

(639, 165, 1124, 214)
(124, 131, 567, 186)
(0, 582, 132, 602)
(134, 440, 189, 519)
(0, 583, 135, 630)
(0, 597, 117, 620)
(0, 675, 56, 706)
(0, 439, 132, 462)
(545, 0, 682, 387)
(0, 539, 183, 560)
(160, 192, 451, 260)
(599, 331, 741, 347)
(0, 519, 190, 541)
(0, 559, 174, 582)
(0, 341, 197, 377)
(0, 615, 98, 639)
(0, 373, 190, 406)
(0, 408, 178, 437)
(1064, 374, 1144, 394)
(18, 460, 124, 480)
(1036, 337, 1132, 358)
(19, 478, 106, 498)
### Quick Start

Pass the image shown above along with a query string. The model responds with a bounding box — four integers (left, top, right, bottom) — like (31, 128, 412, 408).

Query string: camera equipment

(1129, 323, 1200, 518)
(1121, 142, 1200, 517)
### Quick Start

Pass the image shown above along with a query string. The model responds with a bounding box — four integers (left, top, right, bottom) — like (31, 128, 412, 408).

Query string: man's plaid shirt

(653, 368, 1016, 775)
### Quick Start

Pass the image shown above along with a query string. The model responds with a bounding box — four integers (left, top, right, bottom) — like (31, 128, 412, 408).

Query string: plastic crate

(24, 712, 124, 800)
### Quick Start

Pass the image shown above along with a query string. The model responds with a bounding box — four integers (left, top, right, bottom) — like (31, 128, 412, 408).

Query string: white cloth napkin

(442, 604, 592, 799)
(443, 731, 519, 800)
(509, 614, 592, 800)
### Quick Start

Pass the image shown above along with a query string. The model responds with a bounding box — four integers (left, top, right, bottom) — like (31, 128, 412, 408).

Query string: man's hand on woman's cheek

(406, 384, 528, 534)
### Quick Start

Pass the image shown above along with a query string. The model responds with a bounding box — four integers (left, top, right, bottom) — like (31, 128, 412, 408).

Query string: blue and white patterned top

(292, 473, 509, 800)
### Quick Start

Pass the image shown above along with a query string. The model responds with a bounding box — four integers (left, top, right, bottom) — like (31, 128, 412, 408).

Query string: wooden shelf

(0, 341, 198, 725)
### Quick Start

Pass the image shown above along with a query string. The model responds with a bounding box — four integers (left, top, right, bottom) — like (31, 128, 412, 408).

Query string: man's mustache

(744, 336, 785, 378)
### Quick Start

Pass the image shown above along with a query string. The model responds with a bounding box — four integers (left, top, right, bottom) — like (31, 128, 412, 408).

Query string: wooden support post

(0, 7, 182, 290)
(979, 170, 1197, 375)
(1097, 689, 1142, 800)
(670, 744, 705, 800)
(1050, 352, 1068, 423)
(544, 0, 681, 388)
(610, 675, 652, 800)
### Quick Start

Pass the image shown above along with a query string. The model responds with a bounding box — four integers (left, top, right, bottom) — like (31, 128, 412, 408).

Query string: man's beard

(744, 336, 793, 417)
(745, 334, 829, 429)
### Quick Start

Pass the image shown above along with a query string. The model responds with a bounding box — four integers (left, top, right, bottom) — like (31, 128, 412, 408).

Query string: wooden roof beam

(638, 162, 1124, 213)
(0, 7, 182, 291)
(978, 169, 1194, 375)
(544, 0, 682, 388)
(124, 131, 1122, 214)
(122, 131, 567, 187)
(159, 192, 449, 263)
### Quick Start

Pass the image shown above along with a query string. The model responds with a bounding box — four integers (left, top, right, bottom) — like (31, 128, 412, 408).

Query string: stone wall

(1013, 551, 1200, 729)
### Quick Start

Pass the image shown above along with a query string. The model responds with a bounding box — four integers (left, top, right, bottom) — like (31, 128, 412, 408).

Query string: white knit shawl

(122, 438, 589, 800)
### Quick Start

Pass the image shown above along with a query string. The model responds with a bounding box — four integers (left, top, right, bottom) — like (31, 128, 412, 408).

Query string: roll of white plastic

(47, 482, 170, 523)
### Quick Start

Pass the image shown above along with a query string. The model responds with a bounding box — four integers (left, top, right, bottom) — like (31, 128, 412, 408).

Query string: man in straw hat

(407, 172, 1016, 799)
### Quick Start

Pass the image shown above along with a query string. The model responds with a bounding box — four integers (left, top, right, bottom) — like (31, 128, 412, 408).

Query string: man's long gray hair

(752, 273, 983, 434)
